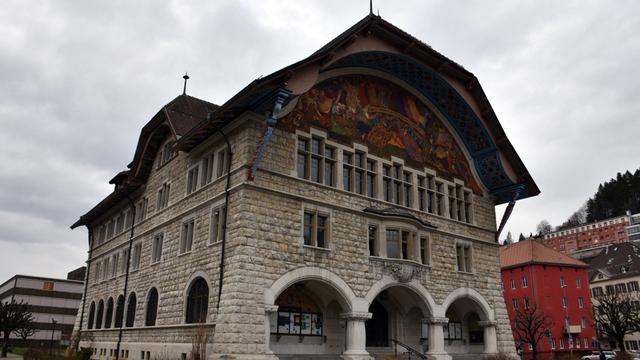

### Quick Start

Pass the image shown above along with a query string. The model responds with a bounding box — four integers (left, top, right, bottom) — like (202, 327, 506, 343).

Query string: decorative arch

(95, 299, 104, 329)
(104, 297, 114, 329)
(264, 266, 357, 312)
(125, 292, 137, 327)
(145, 287, 159, 326)
(439, 287, 494, 321)
(185, 277, 209, 324)
(114, 294, 125, 328)
(87, 301, 96, 329)
(363, 276, 436, 316)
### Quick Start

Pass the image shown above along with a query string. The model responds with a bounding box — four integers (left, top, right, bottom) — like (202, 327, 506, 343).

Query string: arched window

(87, 302, 96, 329)
(95, 300, 104, 329)
(126, 293, 137, 327)
(114, 295, 125, 328)
(186, 277, 209, 323)
(145, 288, 159, 326)
(104, 297, 114, 329)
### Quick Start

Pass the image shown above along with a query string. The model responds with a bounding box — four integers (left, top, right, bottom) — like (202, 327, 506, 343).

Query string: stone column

(264, 305, 279, 358)
(479, 320, 498, 354)
(427, 317, 451, 360)
(340, 312, 373, 360)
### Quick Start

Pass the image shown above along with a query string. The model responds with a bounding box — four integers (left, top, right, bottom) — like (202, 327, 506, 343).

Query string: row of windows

(185, 148, 229, 196)
(541, 336, 592, 350)
(592, 281, 640, 297)
(544, 217, 628, 239)
(92, 206, 226, 282)
(511, 296, 585, 310)
(296, 135, 474, 224)
(505, 275, 581, 291)
(95, 198, 148, 247)
(87, 277, 209, 330)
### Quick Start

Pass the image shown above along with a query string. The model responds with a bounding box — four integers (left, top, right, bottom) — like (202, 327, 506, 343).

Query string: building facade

(587, 242, 640, 351)
(627, 213, 640, 242)
(0, 274, 83, 347)
(500, 240, 597, 360)
(71, 15, 539, 360)
(541, 215, 629, 256)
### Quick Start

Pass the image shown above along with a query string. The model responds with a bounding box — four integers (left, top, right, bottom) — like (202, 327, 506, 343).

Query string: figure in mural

(280, 75, 482, 193)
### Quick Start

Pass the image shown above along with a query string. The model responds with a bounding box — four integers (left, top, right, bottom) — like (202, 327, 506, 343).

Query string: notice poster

(278, 312, 290, 333)
(269, 311, 277, 333)
(301, 313, 312, 335)
(290, 313, 301, 334)
(311, 314, 323, 335)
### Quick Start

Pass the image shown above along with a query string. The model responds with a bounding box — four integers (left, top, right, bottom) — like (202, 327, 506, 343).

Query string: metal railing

(392, 339, 427, 359)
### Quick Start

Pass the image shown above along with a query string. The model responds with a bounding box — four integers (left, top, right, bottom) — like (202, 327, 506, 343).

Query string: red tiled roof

(500, 239, 587, 269)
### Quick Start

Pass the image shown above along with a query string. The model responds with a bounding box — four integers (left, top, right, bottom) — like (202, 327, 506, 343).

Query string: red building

(500, 240, 597, 359)
(541, 214, 629, 255)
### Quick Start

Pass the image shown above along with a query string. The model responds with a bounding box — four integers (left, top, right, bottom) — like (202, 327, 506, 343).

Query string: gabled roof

(586, 242, 640, 281)
(500, 239, 588, 270)
(71, 94, 217, 229)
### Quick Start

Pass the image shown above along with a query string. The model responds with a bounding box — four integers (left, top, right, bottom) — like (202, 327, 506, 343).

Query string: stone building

(71, 14, 539, 360)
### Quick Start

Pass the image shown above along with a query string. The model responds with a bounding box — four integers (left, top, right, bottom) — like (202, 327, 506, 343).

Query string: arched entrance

(365, 284, 433, 357)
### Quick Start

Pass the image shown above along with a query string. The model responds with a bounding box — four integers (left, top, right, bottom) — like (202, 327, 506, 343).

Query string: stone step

(277, 355, 343, 360)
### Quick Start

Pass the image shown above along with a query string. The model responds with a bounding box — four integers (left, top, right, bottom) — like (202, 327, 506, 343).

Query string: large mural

(279, 75, 482, 194)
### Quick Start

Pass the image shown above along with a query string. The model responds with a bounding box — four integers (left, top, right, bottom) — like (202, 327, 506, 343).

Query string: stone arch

(439, 287, 494, 321)
(183, 270, 212, 324)
(363, 276, 437, 316)
(264, 266, 357, 312)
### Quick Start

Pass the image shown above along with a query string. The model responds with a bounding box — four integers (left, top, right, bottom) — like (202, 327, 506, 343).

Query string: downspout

(74, 225, 93, 351)
(115, 196, 136, 360)
(495, 188, 523, 242)
(214, 127, 233, 313)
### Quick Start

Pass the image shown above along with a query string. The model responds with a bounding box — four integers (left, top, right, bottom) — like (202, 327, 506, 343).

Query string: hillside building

(71, 14, 539, 360)
(541, 215, 629, 256)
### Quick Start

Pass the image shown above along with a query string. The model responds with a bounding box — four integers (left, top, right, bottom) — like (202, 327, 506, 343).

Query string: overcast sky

(1, 0, 639, 282)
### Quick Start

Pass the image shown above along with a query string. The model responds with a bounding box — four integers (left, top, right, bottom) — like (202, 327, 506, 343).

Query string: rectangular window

(456, 243, 472, 272)
(94, 262, 101, 282)
(152, 234, 164, 263)
(386, 229, 399, 258)
(576, 278, 581, 288)
(216, 148, 228, 178)
(560, 276, 566, 287)
(366, 160, 376, 198)
(581, 317, 587, 329)
(522, 277, 528, 288)
(180, 219, 195, 254)
(420, 236, 430, 265)
(209, 207, 226, 244)
(186, 165, 199, 195)
(115, 213, 124, 234)
(562, 297, 567, 308)
(368, 225, 378, 256)
(524, 297, 529, 309)
(107, 219, 115, 239)
(343, 152, 353, 191)
(132, 243, 142, 270)
(383, 166, 392, 202)
(121, 249, 128, 273)
(102, 258, 110, 280)
(111, 253, 119, 278)
(401, 231, 410, 259)
(578, 297, 584, 308)
(559, 338, 564, 349)
(512, 298, 518, 309)
(615, 283, 627, 293)
(297, 138, 308, 179)
(201, 153, 214, 186)
(628, 281, 639, 292)
(551, 338, 556, 350)
(606, 285, 614, 295)
(157, 183, 170, 210)
(297, 137, 335, 186)
(303, 210, 329, 248)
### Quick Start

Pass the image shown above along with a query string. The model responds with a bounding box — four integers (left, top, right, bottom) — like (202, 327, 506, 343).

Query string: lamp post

(561, 283, 573, 356)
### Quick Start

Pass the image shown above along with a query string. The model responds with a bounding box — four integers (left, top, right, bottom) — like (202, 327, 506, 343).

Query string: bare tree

(0, 299, 34, 357)
(536, 220, 553, 236)
(13, 321, 37, 341)
(593, 292, 640, 353)
(512, 301, 554, 360)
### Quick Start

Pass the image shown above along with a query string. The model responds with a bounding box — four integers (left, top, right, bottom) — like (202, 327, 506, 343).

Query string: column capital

(340, 311, 373, 321)
(264, 304, 279, 314)
(478, 320, 497, 327)
(427, 316, 449, 325)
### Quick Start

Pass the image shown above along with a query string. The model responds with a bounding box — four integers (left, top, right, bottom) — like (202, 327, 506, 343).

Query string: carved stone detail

(383, 261, 425, 283)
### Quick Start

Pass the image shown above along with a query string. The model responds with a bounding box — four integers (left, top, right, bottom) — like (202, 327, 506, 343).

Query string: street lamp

(561, 284, 573, 356)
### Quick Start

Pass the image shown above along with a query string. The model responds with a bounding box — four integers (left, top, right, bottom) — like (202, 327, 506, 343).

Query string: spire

(182, 72, 190, 95)
(369, 0, 373, 15)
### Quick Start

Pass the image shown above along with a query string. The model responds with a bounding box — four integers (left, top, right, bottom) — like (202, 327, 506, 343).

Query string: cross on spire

(182, 72, 190, 95)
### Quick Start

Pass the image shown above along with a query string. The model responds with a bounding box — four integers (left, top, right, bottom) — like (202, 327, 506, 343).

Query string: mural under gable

(279, 75, 482, 194)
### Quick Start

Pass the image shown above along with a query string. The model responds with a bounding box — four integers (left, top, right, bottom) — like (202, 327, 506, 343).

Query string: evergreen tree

(586, 167, 640, 222)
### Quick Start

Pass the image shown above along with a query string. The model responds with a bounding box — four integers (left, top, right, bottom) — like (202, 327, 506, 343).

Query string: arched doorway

(365, 285, 432, 357)
(442, 296, 492, 358)
(268, 280, 349, 358)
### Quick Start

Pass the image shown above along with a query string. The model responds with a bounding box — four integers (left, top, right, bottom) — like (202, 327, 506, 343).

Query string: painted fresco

(279, 75, 482, 193)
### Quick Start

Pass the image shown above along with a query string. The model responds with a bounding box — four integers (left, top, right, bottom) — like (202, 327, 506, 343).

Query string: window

(576, 278, 581, 288)
(342, 152, 353, 191)
(524, 297, 530, 309)
(560, 276, 566, 287)
(94, 261, 101, 282)
(511, 279, 516, 289)
(102, 258, 110, 280)
(98, 226, 106, 245)
(145, 288, 158, 326)
(456, 243, 472, 272)
(420, 235, 430, 265)
(368, 225, 378, 256)
(158, 141, 175, 167)
(115, 212, 124, 234)
(522, 277, 528, 288)
(382, 165, 392, 202)
(366, 159, 376, 198)
(114, 295, 125, 328)
(216, 147, 229, 178)
(201, 153, 215, 186)
(132, 243, 142, 270)
(135, 198, 148, 224)
(562, 296, 567, 308)
(401, 230, 411, 260)
(107, 219, 115, 239)
(581, 317, 587, 329)
(559, 338, 564, 349)
(96, 300, 104, 329)
(353, 152, 366, 195)
(386, 229, 399, 258)
(615, 283, 627, 293)
(186, 165, 199, 195)
(444, 322, 463, 340)
(512, 298, 518, 309)
(152, 234, 163, 263)
(157, 183, 170, 210)
(628, 281, 639, 292)
(303, 210, 328, 248)
(126, 293, 137, 327)
(186, 277, 209, 323)
(606, 285, 614, 295)
(104, 297, 114, 328)
(550, 338, 556, 350)
(180, 219, 195, 254)
(121, 249, 128, 273)
(88, 302, 96, 329)
(111, 253, 119, 278)
(578, 297, 584, 308)
(209, 207, 226, 244)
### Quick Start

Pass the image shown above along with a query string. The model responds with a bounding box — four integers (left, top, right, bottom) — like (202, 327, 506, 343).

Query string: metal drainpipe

(215, 128, 233, 313)
(74, 225, 93, 351)
(115, 195, 137, 360)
